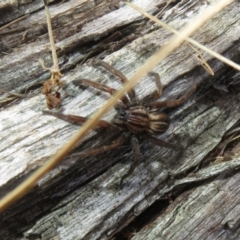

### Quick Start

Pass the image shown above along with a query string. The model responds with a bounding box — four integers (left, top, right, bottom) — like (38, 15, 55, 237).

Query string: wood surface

(0, 0, 240, 239)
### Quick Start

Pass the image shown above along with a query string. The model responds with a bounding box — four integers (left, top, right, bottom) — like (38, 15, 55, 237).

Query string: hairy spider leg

(120, 136, 141, 186)
(119, 134, 181, 186)
(73, 79, 128, 106)
(141, 72, 163, 105)
(144, 134, 180, 151)
(42, 110, 114, 129)
(90, 59, 137, 103)
(70, 133, 128, 157)
(149, 80, 197, 108)
(148, 72, 163, 101)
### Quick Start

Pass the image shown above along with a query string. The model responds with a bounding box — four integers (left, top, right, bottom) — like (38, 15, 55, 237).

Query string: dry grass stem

(43, 0, 59, 71)
(0, 0, 235, 212)
(41, 0, 63, 109)
(125, 1, 240, 72)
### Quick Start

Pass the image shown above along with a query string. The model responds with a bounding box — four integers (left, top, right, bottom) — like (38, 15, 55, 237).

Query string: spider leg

(70, 133, 128, 157)
(90, 59, 137, 103)
(145, 134, 181, 151)
(149, 80, 197, 108)
(73, 78, 128, 106)
(143, 72, 163, 105)
(148, 72, 163, 101)
(42, 110, 114, 129)
(120, 136, 140, 186)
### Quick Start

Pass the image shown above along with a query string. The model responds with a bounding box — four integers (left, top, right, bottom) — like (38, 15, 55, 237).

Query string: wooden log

(0, 0, 240, 239)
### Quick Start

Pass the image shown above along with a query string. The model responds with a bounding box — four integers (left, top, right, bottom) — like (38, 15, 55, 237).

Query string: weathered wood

(0, 0, 240, 239)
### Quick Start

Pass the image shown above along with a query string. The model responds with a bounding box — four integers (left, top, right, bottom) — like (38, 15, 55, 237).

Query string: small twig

(0, 97, 18, 106)
(0, 88, 26, 98)
(0, 14, 30, 32)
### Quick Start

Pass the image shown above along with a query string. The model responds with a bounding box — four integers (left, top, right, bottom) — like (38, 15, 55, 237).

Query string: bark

(0, 0, 240, 239)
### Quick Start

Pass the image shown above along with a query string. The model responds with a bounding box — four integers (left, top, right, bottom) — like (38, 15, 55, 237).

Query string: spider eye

(114, 107, 126, 120)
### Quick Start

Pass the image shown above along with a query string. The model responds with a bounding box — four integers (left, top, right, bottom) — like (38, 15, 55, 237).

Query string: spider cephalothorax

(43, 59, 196, 185)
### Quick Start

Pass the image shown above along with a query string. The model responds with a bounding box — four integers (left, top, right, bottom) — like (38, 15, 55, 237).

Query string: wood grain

(0, 0, 240, 239)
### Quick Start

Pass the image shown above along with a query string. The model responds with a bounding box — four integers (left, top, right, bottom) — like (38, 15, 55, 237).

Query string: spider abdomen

(117, 106, 170, 135)
(125, 106, 149, 133)
(148, 112, 170, 135)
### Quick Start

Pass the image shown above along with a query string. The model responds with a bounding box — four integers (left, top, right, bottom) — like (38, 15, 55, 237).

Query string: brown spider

(43, 59, 196, 185)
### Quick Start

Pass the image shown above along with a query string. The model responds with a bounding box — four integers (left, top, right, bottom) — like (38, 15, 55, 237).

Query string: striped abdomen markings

(113, 106, 170, 135)
(148, 112, 170, 135)
(124, 106, 149, 133)
(123, 106, 170, 134)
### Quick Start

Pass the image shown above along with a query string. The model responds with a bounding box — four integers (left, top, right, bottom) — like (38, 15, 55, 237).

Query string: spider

(43, 59, 196, 185)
